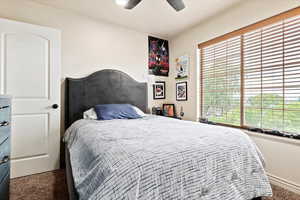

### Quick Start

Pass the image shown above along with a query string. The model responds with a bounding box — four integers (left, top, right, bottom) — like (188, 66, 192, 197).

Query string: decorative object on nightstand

(180, 106, 184, 118)
(153, 81, 166, 100)
(176, 81, 187, 101)
(0, 95, 11, 200)
(152, 107, 163, 116)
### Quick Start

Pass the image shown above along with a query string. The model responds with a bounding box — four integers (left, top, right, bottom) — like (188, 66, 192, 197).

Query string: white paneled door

(0, 18, 61, 178)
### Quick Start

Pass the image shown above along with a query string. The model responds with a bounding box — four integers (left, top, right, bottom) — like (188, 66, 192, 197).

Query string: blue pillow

(94, 104, 142, 120)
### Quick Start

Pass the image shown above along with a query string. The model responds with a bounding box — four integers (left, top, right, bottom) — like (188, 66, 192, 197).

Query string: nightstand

(154, 114, 182, 120)
(168, 116, 182, 120)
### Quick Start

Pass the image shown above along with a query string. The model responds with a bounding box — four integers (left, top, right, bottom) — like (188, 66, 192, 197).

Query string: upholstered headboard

(65, 69, 148, 129)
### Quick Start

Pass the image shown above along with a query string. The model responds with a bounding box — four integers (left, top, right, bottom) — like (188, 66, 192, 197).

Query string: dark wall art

(148, 36, 169, 76)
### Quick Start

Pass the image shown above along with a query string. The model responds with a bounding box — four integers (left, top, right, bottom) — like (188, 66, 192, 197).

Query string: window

(199, 8, 300, 136)
(202, 37, 241, 126)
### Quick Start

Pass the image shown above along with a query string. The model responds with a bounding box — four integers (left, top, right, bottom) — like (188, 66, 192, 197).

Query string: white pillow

(83, 105, 146, 120)
(83, 108, 98, 120)
(132, 106, 146, 117)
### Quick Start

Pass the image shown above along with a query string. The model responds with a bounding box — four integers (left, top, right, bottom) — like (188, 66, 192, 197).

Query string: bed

(64, 69, 272, 200)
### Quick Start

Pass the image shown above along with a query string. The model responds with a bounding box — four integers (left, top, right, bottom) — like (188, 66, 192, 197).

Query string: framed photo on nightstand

(162, 104, 176, 117)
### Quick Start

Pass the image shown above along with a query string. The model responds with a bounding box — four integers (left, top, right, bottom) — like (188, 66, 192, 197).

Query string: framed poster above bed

(148, 36, 169, 77)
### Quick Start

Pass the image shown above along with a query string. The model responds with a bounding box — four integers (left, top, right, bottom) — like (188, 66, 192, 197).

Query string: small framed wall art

(176, 81, 187, 101)
(153, 81, 166, 100)
(175, 55, 189, 80)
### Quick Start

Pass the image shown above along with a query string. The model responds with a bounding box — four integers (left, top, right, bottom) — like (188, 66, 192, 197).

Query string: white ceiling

(30, 0, 244, 38)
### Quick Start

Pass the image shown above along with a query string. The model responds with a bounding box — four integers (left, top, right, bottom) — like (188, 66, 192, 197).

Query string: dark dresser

(0, 96, 11, 200)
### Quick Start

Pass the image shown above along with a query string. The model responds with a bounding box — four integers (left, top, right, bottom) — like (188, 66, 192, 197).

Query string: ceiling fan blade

(166, 0, 185, 11)
(124, 0, 142, 9)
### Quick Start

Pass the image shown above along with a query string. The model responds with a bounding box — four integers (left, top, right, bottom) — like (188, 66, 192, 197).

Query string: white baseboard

(268, 173, 300, 195)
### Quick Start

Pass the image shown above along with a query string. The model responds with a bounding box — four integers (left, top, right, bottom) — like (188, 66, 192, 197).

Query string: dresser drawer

(0, 138, 10, 183)
(0, 98, 10, 108)
(0, 123, 10, 146)
(0, 99, 10, 145)
(0, 100, 10, 122)
(0, 111, 10, 123)
(0, 98, 10, 114)
(0, 172, 9, 200)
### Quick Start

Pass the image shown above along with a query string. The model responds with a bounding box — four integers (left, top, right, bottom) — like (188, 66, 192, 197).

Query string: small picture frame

(153, 81, 166, 100)
(163, 104, 176, 117)
(176, 82, 188, 101)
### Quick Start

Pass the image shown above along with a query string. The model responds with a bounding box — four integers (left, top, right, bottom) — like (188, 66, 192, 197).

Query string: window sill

(243, 130, 300, 146)
(198, 120, 300, 146)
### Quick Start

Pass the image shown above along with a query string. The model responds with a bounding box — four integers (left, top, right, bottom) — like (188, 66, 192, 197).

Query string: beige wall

(168, 0, 300, 121)
(168, 0, 300, 194)
(0, 0, 168, 131)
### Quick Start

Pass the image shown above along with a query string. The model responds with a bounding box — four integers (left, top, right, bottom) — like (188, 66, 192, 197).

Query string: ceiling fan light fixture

(115, 0, 184, 11)
(115, 0, 129, 7)
(167, 0, 185, 12)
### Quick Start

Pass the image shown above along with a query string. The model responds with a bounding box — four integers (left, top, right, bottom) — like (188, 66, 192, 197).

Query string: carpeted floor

(10, 169, 68, 200)
(10, 169, 300, 200)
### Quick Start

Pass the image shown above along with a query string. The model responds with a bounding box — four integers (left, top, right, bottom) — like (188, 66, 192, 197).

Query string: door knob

(52, 104, 59, 109)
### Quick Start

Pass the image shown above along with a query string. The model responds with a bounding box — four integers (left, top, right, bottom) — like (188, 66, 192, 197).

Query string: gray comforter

(64, 115, 272, 200)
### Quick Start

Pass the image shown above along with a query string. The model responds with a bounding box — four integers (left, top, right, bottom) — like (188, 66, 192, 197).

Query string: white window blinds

(199, 9, 300, 136)
(244, 15, 300, 133)
(202, 36, 241, 126)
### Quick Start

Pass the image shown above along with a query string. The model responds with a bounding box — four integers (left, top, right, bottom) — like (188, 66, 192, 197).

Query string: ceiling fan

(115, 0, 185, 12)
